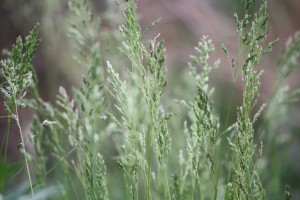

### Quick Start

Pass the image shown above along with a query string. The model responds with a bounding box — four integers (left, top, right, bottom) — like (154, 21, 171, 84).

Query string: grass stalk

(14, 105, 34, 197)
(215, 85, 235, 200)
(2, 114, 11, 162)
(163, 166, 171, 200)
(147, 127, 152, 200)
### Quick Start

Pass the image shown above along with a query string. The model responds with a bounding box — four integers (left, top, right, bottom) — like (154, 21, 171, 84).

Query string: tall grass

(0, 0, 299, 199)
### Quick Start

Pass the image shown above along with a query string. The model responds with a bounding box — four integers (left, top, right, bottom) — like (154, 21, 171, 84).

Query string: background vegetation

(0, 0, 300, 199)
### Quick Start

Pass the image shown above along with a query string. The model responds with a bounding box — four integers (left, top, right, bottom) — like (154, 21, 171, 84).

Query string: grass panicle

(107, 1, 172, 199)
(225, 0, 277, 199)
(180, 36, 220, 200)
(0, 25, 40, 197)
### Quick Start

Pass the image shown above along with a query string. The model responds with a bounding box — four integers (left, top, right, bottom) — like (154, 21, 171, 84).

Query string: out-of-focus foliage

(0, 0, 300, 199)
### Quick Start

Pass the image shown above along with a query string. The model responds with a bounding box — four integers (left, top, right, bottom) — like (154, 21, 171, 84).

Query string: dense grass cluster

(0, 0, 299, 199)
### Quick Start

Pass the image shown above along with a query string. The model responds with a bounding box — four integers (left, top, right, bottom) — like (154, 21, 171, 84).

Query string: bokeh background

(1, 0, 300, 199)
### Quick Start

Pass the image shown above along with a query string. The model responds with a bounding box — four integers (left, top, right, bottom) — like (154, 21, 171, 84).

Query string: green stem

(191, 175, 195, 200)
(163, 166, 171, 200)
(136, 175, 139, 200)
(147, 105, 155, 200)
(46, 147, 77, 176)
(15, 105, 34, 197)
(1, 109, 12, 162)
(147, 129, 152, 200)
(142, 167, 151, 200)
(214, 85, 235, 200)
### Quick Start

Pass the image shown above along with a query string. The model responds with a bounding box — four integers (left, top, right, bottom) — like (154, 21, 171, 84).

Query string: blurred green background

(1, 0, 300, 199)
